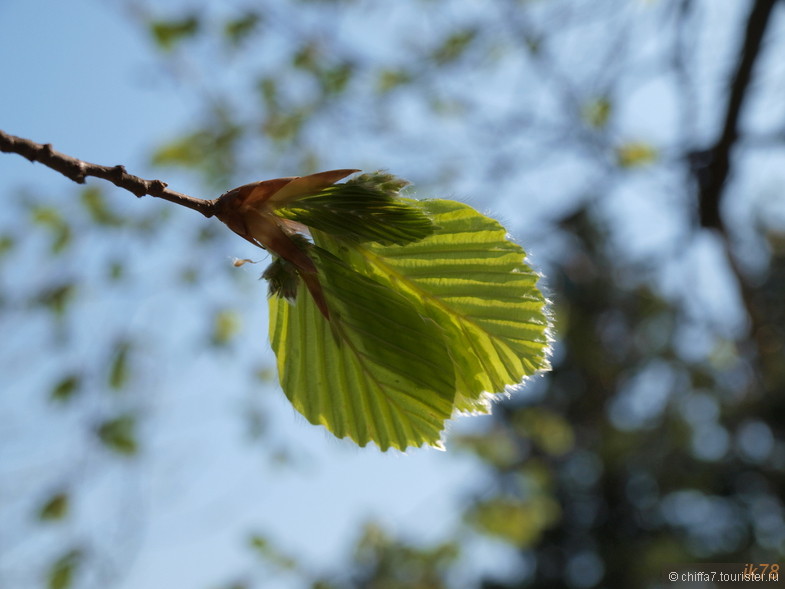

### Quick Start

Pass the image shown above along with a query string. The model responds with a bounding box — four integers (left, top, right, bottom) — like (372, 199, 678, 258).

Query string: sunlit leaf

(269, 249, 457, 451)
(211, 309, 240, 346)
(325, 199, 551, 414)
(466, 496, 560, 547)
(431, 28, 478, 65)
(268, 186, 549, 449)
(80, 187, 122, 227)
(31, 206, 71, 254)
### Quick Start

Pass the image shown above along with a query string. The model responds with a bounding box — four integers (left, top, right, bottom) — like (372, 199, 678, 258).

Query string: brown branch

(0, 129, 217, 218)
(694, 0, 777, 231)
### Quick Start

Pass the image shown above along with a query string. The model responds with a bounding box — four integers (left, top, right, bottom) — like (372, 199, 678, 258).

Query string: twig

(0, 129, 217, 218)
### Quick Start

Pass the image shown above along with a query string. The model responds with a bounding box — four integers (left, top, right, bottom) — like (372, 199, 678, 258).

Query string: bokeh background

(2, 1, 785, 587)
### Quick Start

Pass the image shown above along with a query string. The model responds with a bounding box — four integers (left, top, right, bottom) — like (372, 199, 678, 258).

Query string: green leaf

(47, 548, 82, 589)
(322, 199, 550, 414)
(276, 172, 434, 246)
(38, 492, 69, 521)
(582, 96, 612, 129)
(466, 497, 559, 547)
(269, 249, 456, 451)
(50, 374, 81, 403)
(108, 340, 131, 390)
(431, 28, 478, 65)
(616, 141, 658, 168)
(31, 206, 71, 254)
(80, 187, 122, 227)
(377, 68, 414, 93)
(96, 414, 138, 455)
(150, 15, 200, 52)
(211, 309, 240, 347)
(223, 12, 261, 47)
(267, 181, 550, 450)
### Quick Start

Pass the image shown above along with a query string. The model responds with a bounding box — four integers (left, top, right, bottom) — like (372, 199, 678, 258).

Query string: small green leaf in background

(223, 11, 261, 47)
(80, 187, 123, 227)
(38, 491, 69, 521)
(616, 141, 658, 168)
(150, 15, 200, 52)
(96, 414, 138, 455)
(30, 205, 71, 254)
(50, 374, 81, 403)
(47, 548, 82, 589)
(248, 534, 298, 571)
(211, 309, 240, 347)
(0, 233, 15, 259)
(466, 496, 560, 547)
(377, 68, 414, 93)
(35, 282, 76, 317)
(431, 28, 478, 65)
(582, 96, 612, 129)
(264, 172, 551, 451)
(108, 340, 131, 390)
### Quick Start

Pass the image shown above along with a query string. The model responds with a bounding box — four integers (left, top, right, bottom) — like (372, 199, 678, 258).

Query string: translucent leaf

(276, 174, 434, 245)
(322, 199, 550, 414)
(269, 249, 456, 451)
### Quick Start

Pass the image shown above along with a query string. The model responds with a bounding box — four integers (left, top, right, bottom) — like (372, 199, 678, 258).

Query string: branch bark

(0, 129, 217, 217)
(694, 0, 777, 231)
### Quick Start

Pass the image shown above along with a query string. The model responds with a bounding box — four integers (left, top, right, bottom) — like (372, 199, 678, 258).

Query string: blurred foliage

(47, 548, 82, 589)
(96, 414, 138, 455)
(38, 492, 69, 522)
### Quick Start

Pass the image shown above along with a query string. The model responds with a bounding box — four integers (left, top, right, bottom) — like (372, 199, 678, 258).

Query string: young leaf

(317, 199, 551, 414)
(269, 249, 456, 451)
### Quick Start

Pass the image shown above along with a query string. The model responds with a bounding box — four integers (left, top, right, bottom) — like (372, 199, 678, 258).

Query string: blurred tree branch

(0, 129, 217, 217)
(692, 0, 777, 232)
